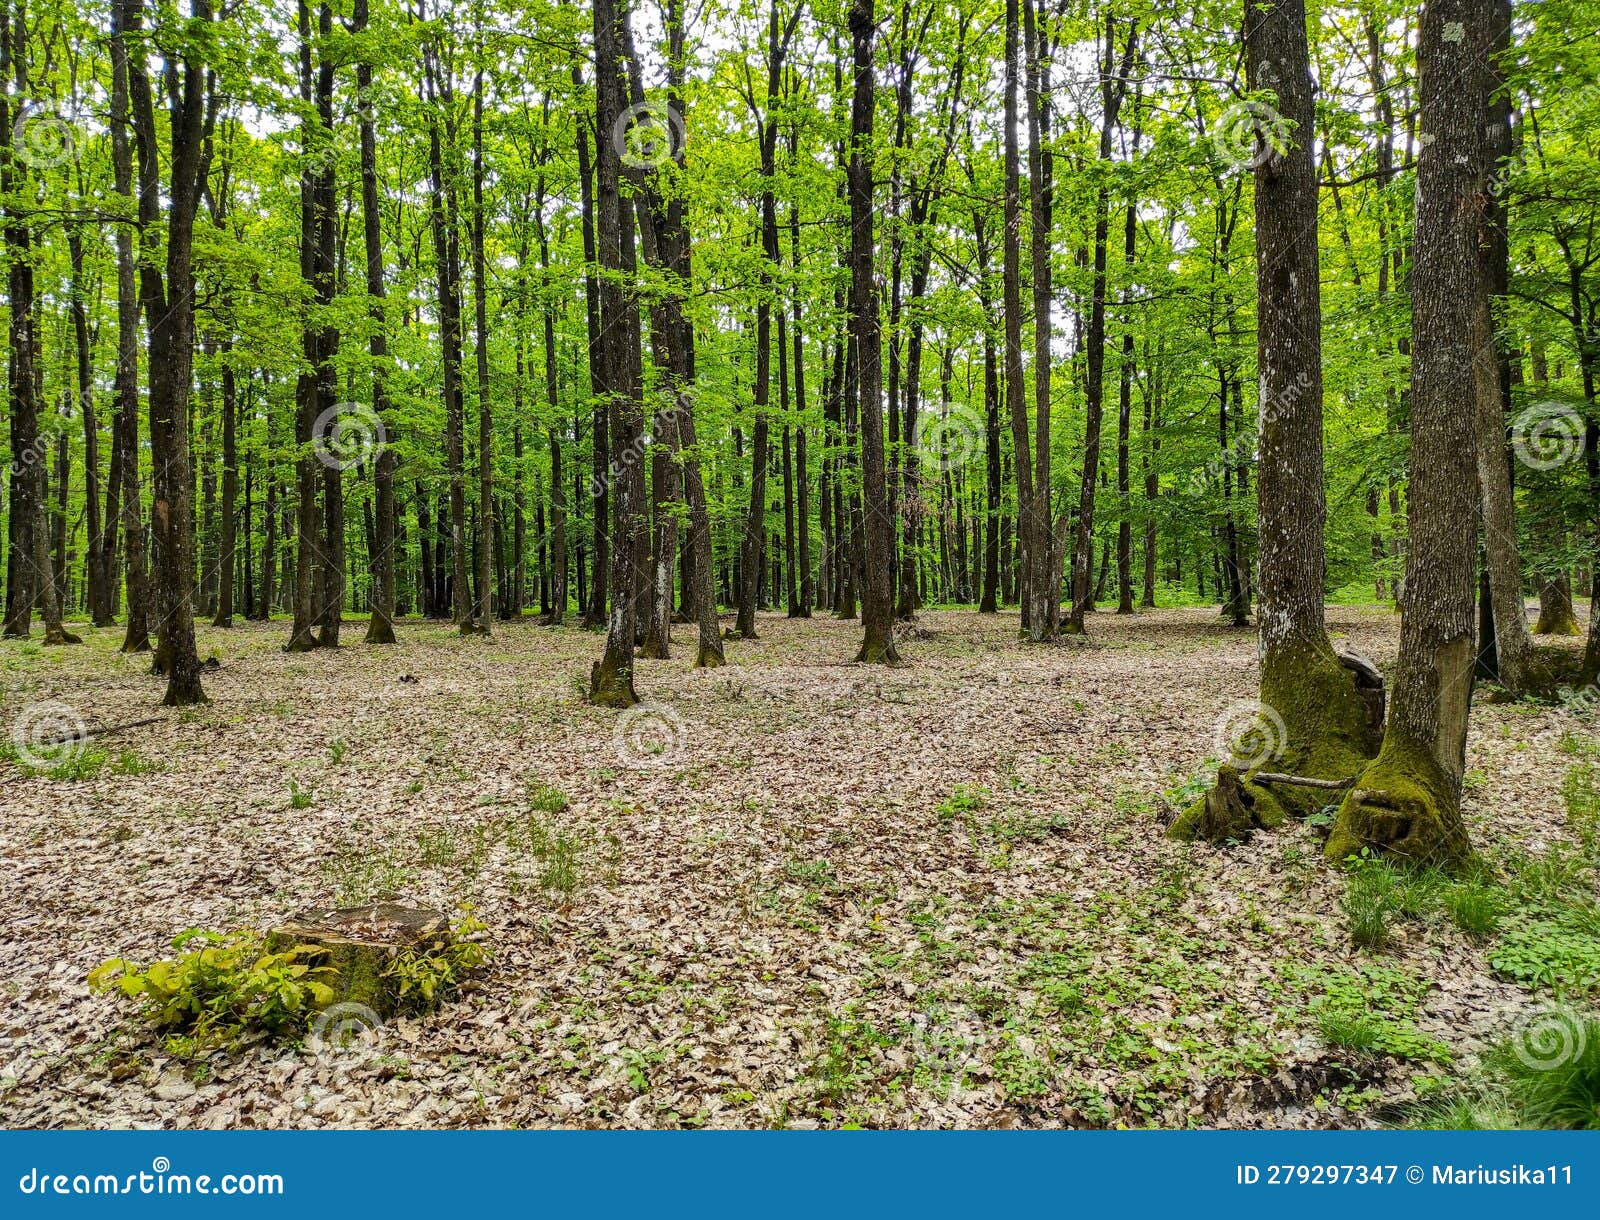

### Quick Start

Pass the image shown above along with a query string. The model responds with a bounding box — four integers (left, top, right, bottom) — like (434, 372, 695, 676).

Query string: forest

(1, 0, 1598, 1130)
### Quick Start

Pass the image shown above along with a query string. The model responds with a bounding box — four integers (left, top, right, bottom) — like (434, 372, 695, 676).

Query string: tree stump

(1187, 764, 1263, 844)
(268, 903, 450, 1019)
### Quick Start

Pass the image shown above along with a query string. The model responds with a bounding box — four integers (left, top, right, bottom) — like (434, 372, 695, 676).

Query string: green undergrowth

(89, 914, 490, 1060)
(1335, 761, 1600, 995)
(1396, 1009, 1600, 1130)
(1370, 760, 1600, 1129)
(322, 778, 591, 905)
(794, 861, 1454, 1126)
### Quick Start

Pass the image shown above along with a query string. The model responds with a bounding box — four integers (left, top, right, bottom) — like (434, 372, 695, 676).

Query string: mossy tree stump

(268, 903, 450, 1019)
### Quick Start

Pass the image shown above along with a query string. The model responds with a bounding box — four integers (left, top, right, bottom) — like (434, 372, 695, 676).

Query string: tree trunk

(848, 0, 898, 664)
(1329, 0, 1487, 867)
(355, 0, 396, 644)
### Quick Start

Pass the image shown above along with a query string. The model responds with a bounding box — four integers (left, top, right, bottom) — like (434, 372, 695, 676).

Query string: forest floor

(1, 603, 1595, 1129)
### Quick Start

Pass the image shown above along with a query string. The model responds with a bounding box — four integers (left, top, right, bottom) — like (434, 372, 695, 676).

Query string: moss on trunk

(1168, 764, 1285, 843)
(1171, 643, 1382, 845)
(589, 656, 638, 707)
(1256, 644, 1384, 818)
(1325, 733, 1472, 867)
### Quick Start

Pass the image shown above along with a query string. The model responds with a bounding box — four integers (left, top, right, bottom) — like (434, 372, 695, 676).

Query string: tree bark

(848, 0, 898, 664)
(1329, 0, 1486, 867)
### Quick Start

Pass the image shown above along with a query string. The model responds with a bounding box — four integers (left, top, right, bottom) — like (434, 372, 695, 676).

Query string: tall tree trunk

(1473, 0, 1531, 691)
(468, 55, 494, 635)
(355, 0, 396, 644)
(1001, 0, 1033, 632)
(125, 0, 209, 701)
(849, 0, 898, 663)
(588, 0, 647, 703)
(1021, 0, 1060, 640)
(1068, 17, 1137, 635)
(69, 228, 110, 626)
(1329, 0, 1486, 867)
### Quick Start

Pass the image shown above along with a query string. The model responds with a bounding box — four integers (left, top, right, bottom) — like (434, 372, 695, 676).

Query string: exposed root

(1325, 735, 1472, 868)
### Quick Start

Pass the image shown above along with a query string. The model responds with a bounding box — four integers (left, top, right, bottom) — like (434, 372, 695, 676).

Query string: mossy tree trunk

(1535, 570, 1582, 636)
(1173, 0, 1376, 845)
(1329, 0, 1489, 868)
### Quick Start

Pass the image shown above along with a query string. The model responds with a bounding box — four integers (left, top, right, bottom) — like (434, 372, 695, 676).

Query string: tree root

(1325, 735, 1473, 868)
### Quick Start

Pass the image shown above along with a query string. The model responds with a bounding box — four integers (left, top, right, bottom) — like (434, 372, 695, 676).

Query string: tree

(848, 0, 899, 665)
(124, 0, 209, 704)
(1328, 0, 1489, 867)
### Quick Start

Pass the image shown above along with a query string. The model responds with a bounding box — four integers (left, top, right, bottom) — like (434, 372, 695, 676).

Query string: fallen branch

(37, 717, 163, 749)
(1251, 771, 1356, 791)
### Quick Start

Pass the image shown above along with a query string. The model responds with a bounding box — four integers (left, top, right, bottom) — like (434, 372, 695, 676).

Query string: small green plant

(1443, 878, 1504, 940)
(1340, 854, 1445, 950)
(322, 846, 414, 907)
(384, 911, 491, 1010)
(46, 746, 108, 781)
(109, 750, 163, 776)
(89, 929, 334, 1054)
(1163, 767, 1216, 813)
(288, 780, 313, 810)
(1491, 907, 1600, 993)
(1342, 862, 1394, 950)
(935, 784, 987, 823)
(1493, 1012, 1600, 1129)
(529, 782, 569, 813)
(1316, 1006, 1388, 1055)
(541, 832, 581, 896)
(327, 738, 347, 766)
(416, 826, 460, 868)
